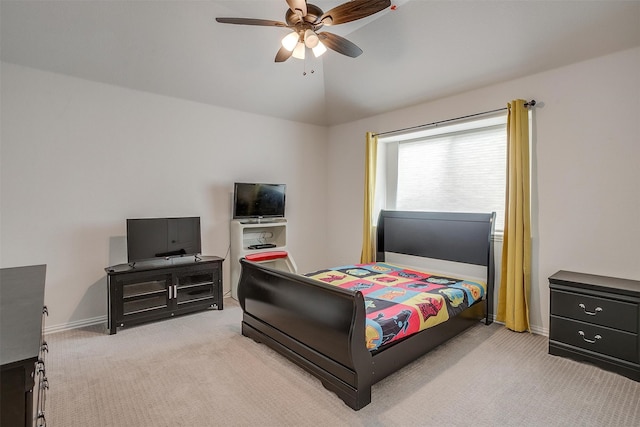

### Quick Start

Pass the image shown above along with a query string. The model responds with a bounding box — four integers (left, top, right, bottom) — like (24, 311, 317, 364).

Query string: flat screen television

(233, 182, 286, 220)
(126, 217, 201, 263)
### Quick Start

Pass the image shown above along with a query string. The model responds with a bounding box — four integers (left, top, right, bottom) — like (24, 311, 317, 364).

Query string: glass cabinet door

(175, 270, 216, 305)
(120, 275, 170, 316)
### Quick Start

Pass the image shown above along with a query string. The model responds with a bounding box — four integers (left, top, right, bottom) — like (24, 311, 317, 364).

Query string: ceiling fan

(215, 0, 392, 62)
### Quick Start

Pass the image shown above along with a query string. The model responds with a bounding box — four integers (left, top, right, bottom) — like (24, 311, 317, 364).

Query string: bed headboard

(376, 210, 496, 267)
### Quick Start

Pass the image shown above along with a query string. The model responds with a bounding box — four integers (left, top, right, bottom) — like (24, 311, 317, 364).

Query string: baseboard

(45, 315, 107, 335)
(490, 316, 548, 336)
(44, 298, 237, 335)
(530, 323, 548, 336)
(42, 308, 548, 337)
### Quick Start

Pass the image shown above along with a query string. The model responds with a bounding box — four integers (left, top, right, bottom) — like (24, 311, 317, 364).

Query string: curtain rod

(373, 100, 537, 138)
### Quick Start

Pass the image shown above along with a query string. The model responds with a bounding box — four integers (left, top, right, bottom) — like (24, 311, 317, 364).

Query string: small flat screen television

(233, 183, 286, 220)
(126, 217, 201, 263)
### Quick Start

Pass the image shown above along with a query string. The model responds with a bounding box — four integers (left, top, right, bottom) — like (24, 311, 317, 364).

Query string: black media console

(106, 256, 223, 335)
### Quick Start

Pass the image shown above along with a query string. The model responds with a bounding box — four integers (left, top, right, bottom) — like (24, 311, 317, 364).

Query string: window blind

(395, 124, 507, 230)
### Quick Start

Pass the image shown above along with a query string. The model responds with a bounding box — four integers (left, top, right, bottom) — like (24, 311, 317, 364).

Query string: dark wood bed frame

(237, 210, 496, 410)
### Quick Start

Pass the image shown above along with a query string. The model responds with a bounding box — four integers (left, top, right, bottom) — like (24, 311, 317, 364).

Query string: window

(377, 114, 507, 231)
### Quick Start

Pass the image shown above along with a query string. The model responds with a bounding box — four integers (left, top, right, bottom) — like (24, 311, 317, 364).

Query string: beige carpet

(45, 298, 639, 426)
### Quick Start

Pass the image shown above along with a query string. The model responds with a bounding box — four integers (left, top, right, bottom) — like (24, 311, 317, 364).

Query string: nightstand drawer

(550, 289, 638, 333)
(550, 316, 638, 363)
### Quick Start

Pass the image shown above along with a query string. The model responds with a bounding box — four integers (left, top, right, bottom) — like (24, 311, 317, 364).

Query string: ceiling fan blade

(215, 18, 288, 27)
(275, 46, 294, 63)
(286, 0, 307, 17)
(318, 32, 363, 58)
(319, 0, 391, 26)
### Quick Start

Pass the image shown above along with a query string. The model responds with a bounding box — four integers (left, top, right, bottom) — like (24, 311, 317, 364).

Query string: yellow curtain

(497, 99, 531, 332)
(360, 132, 378, 263)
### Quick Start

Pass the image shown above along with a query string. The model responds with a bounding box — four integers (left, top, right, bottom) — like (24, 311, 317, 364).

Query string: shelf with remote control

(106, 256, 223, 334)
(230, 219, 292, 299)
(248, 243, 277, 249)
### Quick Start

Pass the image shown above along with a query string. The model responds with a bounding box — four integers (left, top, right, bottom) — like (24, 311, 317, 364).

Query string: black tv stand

(106, 256, 223, 334)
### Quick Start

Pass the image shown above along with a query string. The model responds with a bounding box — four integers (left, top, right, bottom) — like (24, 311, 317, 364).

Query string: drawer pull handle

(578, 330, 602, 344)
(36, 360, 46, 376)
(578, 303, 603, 316)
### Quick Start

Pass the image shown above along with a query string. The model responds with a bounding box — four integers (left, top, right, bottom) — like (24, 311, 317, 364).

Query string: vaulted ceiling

(2, 1, 639, 126)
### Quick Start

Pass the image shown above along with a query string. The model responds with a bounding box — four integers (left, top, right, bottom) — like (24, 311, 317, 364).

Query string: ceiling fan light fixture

(304, 29, 319, 48)
(217, 0, 392, 62)
(292, 42, 306, 59)
(281, 31, 299, 51)
(312, 41, 327, 58)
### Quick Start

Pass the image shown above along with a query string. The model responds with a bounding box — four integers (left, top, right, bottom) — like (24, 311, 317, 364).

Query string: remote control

(248, 243, 277, 249)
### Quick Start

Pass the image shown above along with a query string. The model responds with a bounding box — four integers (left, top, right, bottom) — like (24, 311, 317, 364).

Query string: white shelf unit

(230, 219, 295, 299)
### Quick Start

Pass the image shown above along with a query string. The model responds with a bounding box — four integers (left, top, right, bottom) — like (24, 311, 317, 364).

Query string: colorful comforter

(305, 263, 486, 351)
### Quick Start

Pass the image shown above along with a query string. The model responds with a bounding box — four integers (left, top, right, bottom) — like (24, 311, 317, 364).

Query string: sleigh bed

(237, 210, 496, 410)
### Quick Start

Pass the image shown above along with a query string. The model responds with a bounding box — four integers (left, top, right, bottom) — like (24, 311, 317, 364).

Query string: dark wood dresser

(549, 270, 639, 381)
(1, 265, 48, 427)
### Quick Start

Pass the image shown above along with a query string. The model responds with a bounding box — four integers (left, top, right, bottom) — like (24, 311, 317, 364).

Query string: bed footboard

(237, 259, 374, 410)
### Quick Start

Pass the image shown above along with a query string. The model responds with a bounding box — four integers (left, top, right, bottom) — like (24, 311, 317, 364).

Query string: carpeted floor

(45, 298, 639, 426)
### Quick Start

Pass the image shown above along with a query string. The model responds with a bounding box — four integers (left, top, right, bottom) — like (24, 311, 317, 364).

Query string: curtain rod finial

(525, 100, 536, 108)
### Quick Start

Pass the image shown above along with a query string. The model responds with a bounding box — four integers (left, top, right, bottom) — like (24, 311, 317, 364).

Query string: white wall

(1, 62, 328, 330)
(326, 47, 640, 335)
(3, 47, 639, 335)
